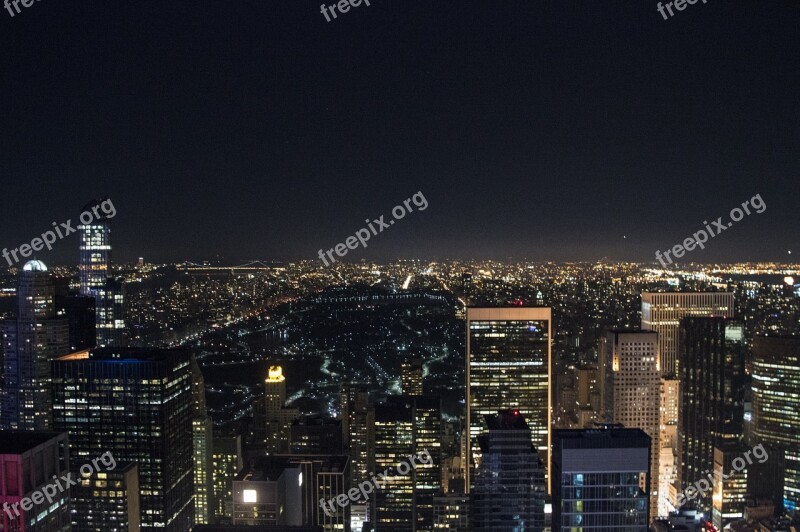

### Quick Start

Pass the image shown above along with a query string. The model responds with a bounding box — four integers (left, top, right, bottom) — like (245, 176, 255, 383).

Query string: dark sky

(1, 0, 798, 265)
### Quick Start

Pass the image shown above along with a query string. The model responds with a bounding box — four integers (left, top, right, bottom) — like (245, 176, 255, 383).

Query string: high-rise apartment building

(78, 199, 125, 347)
(0, 431, 71, 532)
(374, 396, 442, 531)
(752, 336, 800, 512)
(1, 260, 69, 431)
(401, 358, 424, 396)
(552, 427, 651, 531)
(641, 292, 734, 376)
(712, 443, 749, 530)
(212, 434, 243, 521)
(466, 307, 551, 488)
(470, 410, 545, 531)
(678, 317, 746, 513)
(599, 329, 661, 519)
(51, 347, 194, 532)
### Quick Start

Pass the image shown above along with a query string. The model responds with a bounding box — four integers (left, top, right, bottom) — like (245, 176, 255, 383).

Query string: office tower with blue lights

(599, 329, 661, 519)
(1, 260, 69, 431)
(552, 427, 651, 531)
(752, 336, 800, 513)
(466, 307, 551, 488)
(470, 410, 545, 531)
(78, 199, 125, 347)
(374, 395, 442, 531)
(51, 347, 194, 532)
(678, 317, 746, 514)
(641, 292, 734, 376)
(0, 431, 71, 532)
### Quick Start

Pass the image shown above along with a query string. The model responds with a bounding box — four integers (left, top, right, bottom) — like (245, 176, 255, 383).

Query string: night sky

(1, 0, 798, 264)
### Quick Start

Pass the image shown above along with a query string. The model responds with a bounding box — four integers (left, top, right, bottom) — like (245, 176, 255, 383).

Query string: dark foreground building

(52, 347, 193, 532)
(470, 410, 545, 531)
(552, 427, 651, 531)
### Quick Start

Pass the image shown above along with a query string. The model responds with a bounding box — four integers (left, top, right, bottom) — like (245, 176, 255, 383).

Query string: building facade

(599, 329, 661, 519)
(552, 427, 651, 531)
(466, 307, 551, 488)
(51, 347, 194, 532)
(641, 292, 734, 376)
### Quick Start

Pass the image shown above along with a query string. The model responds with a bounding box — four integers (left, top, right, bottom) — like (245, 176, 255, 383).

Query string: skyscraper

(71, 461, 141, 532)
(192, 355, 215, 525)
(641, 292, 734, 376)
(678, 317, 746, 513)
(466, 307, 551, 488)
(752, 335, 800, 512)
(470, 410, 545, 531)
(260, 366, 299, 454)
(340, 382, 373, 491)
(51, 347, 194, 532)
(1, 260, 69, 431)
(78, 199, 125, 347)
(0, 431, 71, 532)
(212, 434, 243, 522)
(599, 329, 661, 519)
(552, 427, 651, 531)
(374, 395, 442, 531)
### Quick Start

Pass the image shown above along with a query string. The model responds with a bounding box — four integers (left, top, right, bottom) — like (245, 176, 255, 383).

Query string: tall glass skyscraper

(466, 307, 551, 488)
(78, 199, 125, 347)
(51, 347, 194, 531)
(552, 427, 651, 531)
(678, 317, 746, 513)
(752, 336, 800, 512)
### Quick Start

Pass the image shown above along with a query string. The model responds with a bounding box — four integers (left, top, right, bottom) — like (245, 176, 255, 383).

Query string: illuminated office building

(712, 444, 749, 530)
(641, 292, 734, 376)
(466, 307, 551, 488)
(340, 382, 373, 490)
(401, 358, 424, 396)
(192, 355, 214, 525)
(752, 336, 800, 512)
(552, 427, 651, 531)
(212, 434, 243, 521)
(51, 347, 194, 532)
(1, 260, 69, 431)
(470, 410, 545, 531)
(599, 329, 661, 519)
(374, 396, 442, 531)
(78, 199, 125, 347)
(0, 431, 71, 532)
(678, 317, 746, 513)
(71, 461, 141, 532)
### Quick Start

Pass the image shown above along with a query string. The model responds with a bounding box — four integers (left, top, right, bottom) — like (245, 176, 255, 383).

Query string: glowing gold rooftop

(266, 365, 285, 382)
